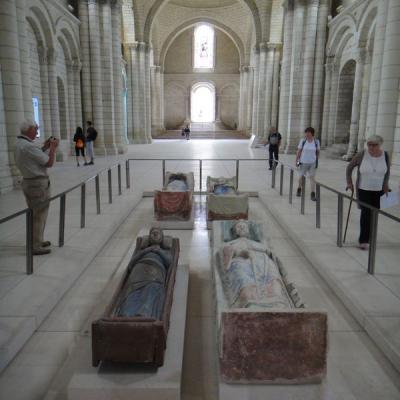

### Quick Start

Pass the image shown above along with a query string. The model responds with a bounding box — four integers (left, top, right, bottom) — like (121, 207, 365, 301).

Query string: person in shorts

(295, 127, 320, 201)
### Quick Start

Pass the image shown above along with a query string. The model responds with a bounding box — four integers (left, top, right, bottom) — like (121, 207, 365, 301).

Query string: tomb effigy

(206, 176, 249, 225)
(154, 172, 194, 221)
(212, 220, 327, 384)
(92, 227, 179, 367)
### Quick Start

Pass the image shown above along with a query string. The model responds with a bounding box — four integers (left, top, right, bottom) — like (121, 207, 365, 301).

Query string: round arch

(144, 0, 262, 47)
(327, 15, 357, 54)
(160, 18, 244, 69)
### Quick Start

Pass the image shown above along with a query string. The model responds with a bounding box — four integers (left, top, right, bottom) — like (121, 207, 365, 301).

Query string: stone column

(271, 46, 281, 129)
(151, 65, 163, 135)
(111, 0, 126, 153)
(238, 65, 248, 130)
(79, 0, 93, 125)
(311, 0, 330, 136)
(16, 0, 32, 117)
(215, 94, 221, 122)
(67, 62, 76, 136)
(300, 0, 318, 131)
(263, 44, 277, 134)
(256, 42, 268, 137)
(278, 0, 294, 144)
(375, 0, 400, 153)
(345, 48, 366, 159)
(366, 0, 388, 137)
(73, 59, 83, 129)
(357, 51, 372, 151)
(88, 0, 105, 153)
(125, 43, 135, 142)
(47, 48, 61, 140)
(246, 66, 254, 131)
(38, 46, 52, 139)
(251, 49, 260, 135)
(320, 56, 334, 147)
(100, 0, 117, 155)
(285, 0, 306, 152)
(144, 44, 152, 139)
(0, 0, 25, 178)
(327, 60, 340, 146)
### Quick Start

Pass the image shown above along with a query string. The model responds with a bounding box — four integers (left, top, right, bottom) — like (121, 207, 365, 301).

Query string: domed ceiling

(169, 0, 237, 8)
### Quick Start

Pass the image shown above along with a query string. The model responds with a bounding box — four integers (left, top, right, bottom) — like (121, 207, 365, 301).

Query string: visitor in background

(14, 119, 59, 255)
(295, 127, 320, 201)
(85, 121, 98, 165)
(346, 134, 390, 250)
(267, 126, 282, 170)
(184, 124, 190, 140)
(73, 126, 87, 167)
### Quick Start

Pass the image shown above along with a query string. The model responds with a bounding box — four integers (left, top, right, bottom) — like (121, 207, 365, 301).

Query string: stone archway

(191, 82, 216, 123)
(335, 60, 356, 146)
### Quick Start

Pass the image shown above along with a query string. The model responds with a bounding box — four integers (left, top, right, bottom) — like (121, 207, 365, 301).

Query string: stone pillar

(256, 42, 268, 137)
(151, 65, 163, 135)
(100, 0, 117, 155)
(111, 0, 126, 153)
(366, 0, 388, 137)
(375, 0, 400, 154)
(357, 51, 372, 151)
(88, 0, 105, 153)
(251, 49, 260, 135)
(38, 46, 52, 139)
(263, 44, 277, 134)
(47, 48, 61, 140)
(246, 66, 254, 131)
(16, 0, 32, 118)
(285, 0, 306, 152)
(311, 0, 330, 136)
(67, 62, 76, 137)
(128, 42, 151, 143)
(73, 59, 83, 129)
(327, 60, 340, 146)
(0, 0, 25, 178)
(300, 0, 318, 131)
(144, 43, 152, 138)
(215, 94, 221, 122)
(345, 48, 366, 159)
(79, 0, 93, 125)
(271, 46, 281, 129)
(320, 56, 334, 147)
(278, 0, 294, 145)
(238, 65, 248, 130)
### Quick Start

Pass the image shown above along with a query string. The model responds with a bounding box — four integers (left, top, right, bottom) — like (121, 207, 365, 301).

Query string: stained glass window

(194, 24, 214, 69)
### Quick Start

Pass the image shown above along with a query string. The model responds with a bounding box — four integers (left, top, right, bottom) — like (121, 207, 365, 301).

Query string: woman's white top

(298, 139, 319, 164)
(359, 151, 387, 191)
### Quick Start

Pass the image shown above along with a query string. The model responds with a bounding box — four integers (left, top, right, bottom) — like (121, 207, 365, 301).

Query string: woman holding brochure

(346, 135, 390, 250)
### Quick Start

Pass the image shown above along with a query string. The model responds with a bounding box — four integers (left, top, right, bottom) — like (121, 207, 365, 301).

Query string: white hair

(20, 119, 37, 134)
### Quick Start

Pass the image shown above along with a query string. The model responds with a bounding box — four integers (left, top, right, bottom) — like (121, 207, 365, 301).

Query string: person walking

(267, 127, 282, 170)
(346, 134, 390, 250)
(14, 119, 59, 255)
(295, 127, 320, 201)
(85, 121, 97, 165)
(184, 124, 190, 140)
(73, 126, 87, 166)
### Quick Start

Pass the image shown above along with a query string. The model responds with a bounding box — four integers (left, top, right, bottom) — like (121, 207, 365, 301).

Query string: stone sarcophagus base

(219, 310, 327, 384)
(92, 234, 179, 367)
(154, 172, 194, 221)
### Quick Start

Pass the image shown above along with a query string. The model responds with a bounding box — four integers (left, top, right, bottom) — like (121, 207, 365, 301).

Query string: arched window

(194, 24, 214, 69)
(191, 82, 215, 122)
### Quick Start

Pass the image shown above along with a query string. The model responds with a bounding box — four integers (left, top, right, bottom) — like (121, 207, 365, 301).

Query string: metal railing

(270, 160, 400, 275)
(0, 162, 128, 275)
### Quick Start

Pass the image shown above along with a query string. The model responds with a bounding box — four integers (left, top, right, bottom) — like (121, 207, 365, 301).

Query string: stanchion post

(126, 160, 130, 189)
(95, 175, 100, 214)
(279, 164, 284, 196)
(368, 209, 378, 275)
(337, 193, 343, 247)
(108, 169, 112, 204)
(199, 159, 202, 194)
(118, 164, 122, 195)
(289, 169, 293, 204)
(26, 209, 33, 275)
(316, 183, 321, 228)
(81, 183, 86, 228)
(162, 160, 166, 187)
(236, 160, 239, 190)
(271, 166, 276, 188)
(300, 176, 306, 215)
(59, 194, 66, 247)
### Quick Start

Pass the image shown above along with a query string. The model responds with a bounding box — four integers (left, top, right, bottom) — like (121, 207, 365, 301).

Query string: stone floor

(0, 139, 400, 399)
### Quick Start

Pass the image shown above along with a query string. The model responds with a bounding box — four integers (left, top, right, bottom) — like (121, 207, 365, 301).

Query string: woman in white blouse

(346, 135, 390, 250)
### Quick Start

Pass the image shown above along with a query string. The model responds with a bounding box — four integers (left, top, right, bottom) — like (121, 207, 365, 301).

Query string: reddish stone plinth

(219, 310, 327, 384)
